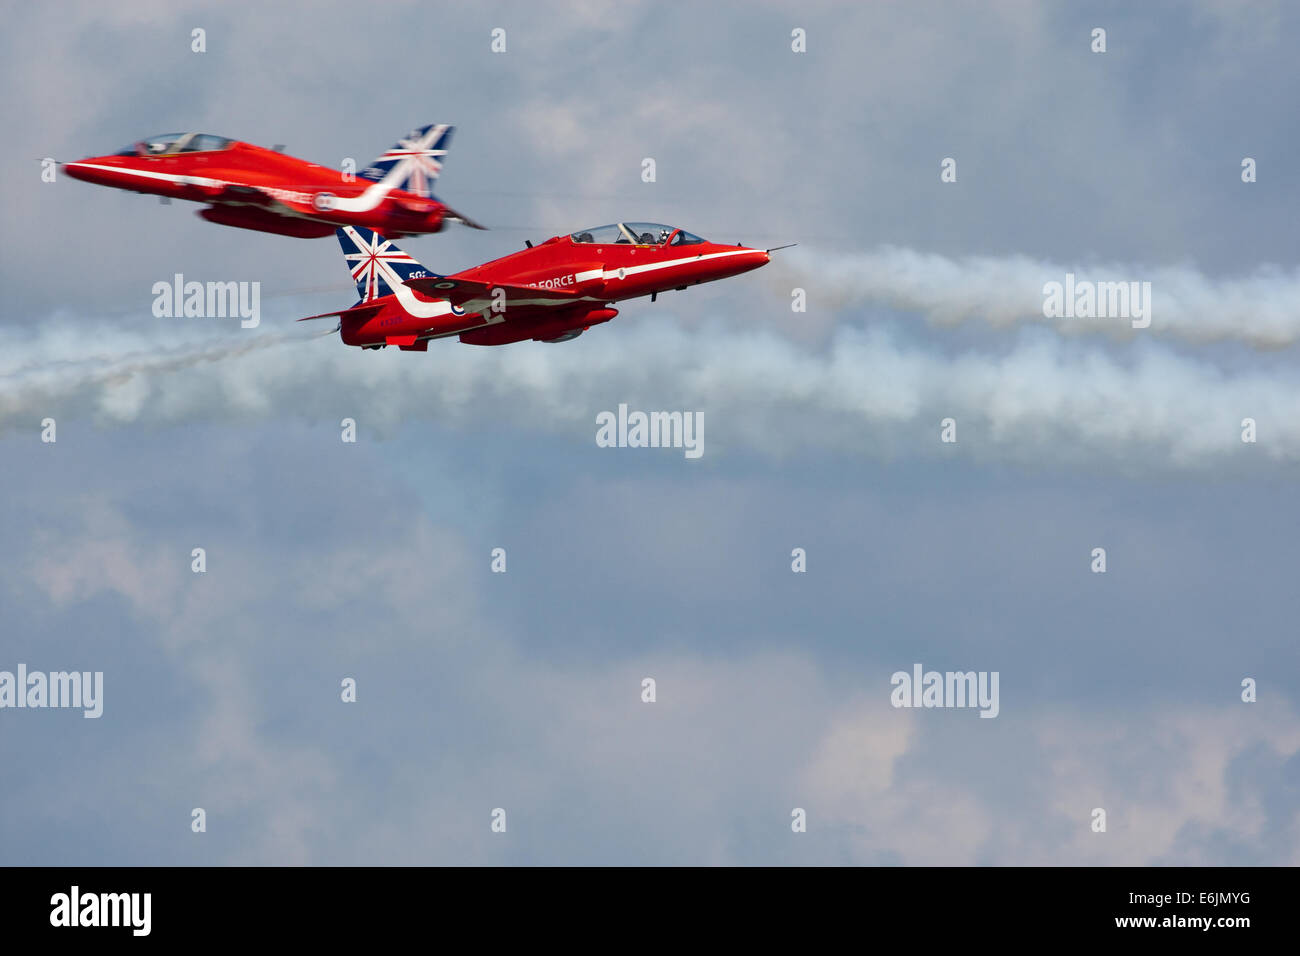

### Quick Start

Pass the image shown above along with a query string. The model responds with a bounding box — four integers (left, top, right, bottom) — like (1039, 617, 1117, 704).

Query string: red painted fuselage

(319, 222, 772, 348)
(64, 127, 475, 238)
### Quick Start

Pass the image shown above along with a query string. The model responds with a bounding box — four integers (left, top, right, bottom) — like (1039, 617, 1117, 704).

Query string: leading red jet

(63, 124, 481, 238)
(302, 222, 786, 348)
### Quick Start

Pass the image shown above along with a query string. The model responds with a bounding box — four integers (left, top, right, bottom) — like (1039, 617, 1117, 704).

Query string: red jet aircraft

(302, 223, 784, 348)
(63, 124, 481, 238)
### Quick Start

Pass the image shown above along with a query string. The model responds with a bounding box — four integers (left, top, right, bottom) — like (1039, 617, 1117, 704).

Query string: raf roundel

(313, 191, 336, 211)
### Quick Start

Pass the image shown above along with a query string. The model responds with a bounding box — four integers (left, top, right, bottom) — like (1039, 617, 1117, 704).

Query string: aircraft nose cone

(63, 158, 108, 184)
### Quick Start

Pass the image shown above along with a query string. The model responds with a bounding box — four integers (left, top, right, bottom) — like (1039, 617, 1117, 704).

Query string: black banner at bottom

(0, 866, 1279, 942)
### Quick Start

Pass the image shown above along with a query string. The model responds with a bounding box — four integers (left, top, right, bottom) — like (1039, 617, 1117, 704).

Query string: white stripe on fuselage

(65, 163, 225, 188)
(67, 155, 420, 214)
(599, 247, 759, 281)
(328, 161, 407, 212)
(368, 246, 760, 337)
(512, 249, 760, 294)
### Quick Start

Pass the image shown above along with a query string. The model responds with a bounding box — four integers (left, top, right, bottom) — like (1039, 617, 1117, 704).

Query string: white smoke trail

(779, 246, 1300, 349)
(2, 317, 1298, 470)
(0, 325, 324, 426)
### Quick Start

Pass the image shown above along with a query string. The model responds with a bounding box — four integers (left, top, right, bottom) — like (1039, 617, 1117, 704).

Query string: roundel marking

(313, 191, 336, 211)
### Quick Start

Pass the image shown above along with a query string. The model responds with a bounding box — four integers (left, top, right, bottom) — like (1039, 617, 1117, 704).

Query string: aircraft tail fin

(335, 226, 438, 303)
(358, 123, 453, 199)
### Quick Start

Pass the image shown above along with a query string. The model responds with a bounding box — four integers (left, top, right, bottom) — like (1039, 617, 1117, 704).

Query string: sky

(1, 0, 1298, 865)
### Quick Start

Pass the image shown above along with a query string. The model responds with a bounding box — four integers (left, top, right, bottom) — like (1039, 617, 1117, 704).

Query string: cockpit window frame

(184, 133, 232, 153)
(570, 222, 700, 247)
(145, 132, 194, 156)
(569, 223, 624, 245)
(620, 222, 675, 245)
(121, 132, 232, 158)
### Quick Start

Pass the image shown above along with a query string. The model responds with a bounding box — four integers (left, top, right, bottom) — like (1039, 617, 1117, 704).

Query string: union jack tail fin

(357, 123, 453, 199)
(336, 226, 438, 303)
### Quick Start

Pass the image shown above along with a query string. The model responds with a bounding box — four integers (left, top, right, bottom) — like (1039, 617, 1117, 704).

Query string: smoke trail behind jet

(780, 246, 1300, 349)
(2, 317, 1297, 470)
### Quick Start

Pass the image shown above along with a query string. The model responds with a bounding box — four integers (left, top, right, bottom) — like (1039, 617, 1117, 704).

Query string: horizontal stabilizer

(297, 303, 385, 323)
(442, 204, 487, 230)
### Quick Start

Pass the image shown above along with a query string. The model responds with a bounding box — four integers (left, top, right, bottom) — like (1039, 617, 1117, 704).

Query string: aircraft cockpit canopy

(115, 132, 233, 157)
(569, 222, 706, 246)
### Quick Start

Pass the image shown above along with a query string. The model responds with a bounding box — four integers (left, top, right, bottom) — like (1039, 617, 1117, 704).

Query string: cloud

(779, 245, 1300, 348)
(5, 424, 1298, 865)
(3, 314, 1298, 469)
(6, 0, 1300, 868)
(800, 699, 1300, 865)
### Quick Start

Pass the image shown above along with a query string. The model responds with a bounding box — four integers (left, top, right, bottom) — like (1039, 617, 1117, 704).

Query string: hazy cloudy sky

(2, 0, 1298, 865)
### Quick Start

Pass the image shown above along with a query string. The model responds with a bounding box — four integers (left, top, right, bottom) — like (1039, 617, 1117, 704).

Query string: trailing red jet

(303, 223, 785, 348)
(63, 124, 481, 238)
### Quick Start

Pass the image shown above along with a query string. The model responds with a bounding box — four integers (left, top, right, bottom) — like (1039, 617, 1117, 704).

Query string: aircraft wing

(297, 303, 385, 323)
(209, 183, 273, 203)
(169, 179, 272, 206)
(201, 182, 328, 216)
(403, 276, 581, 306)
